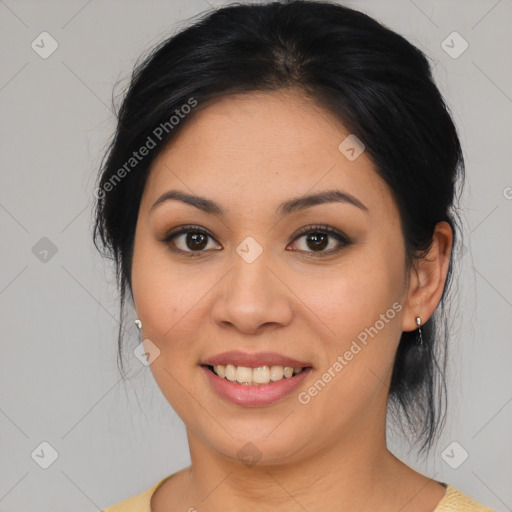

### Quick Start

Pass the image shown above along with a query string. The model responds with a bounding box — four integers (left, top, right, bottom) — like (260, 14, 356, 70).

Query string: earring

(415, 317, 423, 346)
(135, 319, 142, 330)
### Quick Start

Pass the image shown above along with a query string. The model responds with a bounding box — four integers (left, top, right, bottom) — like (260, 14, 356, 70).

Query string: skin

(130, 88, 453, 512)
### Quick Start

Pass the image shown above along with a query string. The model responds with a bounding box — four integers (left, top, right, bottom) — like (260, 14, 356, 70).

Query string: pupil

(307, 233, 328, 251)
(187, 232, 207, 250)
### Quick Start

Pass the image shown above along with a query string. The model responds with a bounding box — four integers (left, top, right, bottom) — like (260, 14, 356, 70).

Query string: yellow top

(102, 474, 496, 512)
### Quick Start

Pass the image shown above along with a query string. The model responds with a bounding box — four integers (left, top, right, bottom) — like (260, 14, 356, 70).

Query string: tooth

(213, 363, 305, 384)
(252, 366, 270, 384)
(283, 366, 294, 378)
(269, 365, 284, 381)
(225, 364, 237, 382)
(236, 366, 253, 384)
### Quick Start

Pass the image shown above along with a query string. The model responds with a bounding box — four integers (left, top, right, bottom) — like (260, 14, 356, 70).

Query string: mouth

(200, 350, 313, 386)
(200, 351, 314, 406)
(202, 363, 312, 386)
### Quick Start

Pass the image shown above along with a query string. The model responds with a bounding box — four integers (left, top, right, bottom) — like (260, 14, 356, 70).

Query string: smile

(206, 364, 307, 385)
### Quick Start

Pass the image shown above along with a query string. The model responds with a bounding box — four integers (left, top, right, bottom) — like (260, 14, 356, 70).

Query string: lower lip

(201, 365, 312, 407)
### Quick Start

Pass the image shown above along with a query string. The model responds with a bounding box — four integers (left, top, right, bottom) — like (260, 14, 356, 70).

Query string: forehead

(143, 89, 396, 221)
(155, 88, 352, 161)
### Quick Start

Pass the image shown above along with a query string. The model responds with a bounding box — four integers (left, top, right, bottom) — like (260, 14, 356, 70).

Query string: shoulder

(102, 474, 174, 512)
(102, 478, 496, 512)
(435, 484, 496, 512)
(102, 485, 157, 512)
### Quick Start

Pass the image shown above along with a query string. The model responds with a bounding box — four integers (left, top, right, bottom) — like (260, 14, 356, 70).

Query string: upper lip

(201, 351, 312, 369)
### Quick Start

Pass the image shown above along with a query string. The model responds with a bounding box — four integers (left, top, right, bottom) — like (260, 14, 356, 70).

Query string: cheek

(305, 249, 404, 383)
(131, 231, 182, 347)
(131, 239, 210, 416)
(302, 252, 397, 335)
(131, 231, 214, 362)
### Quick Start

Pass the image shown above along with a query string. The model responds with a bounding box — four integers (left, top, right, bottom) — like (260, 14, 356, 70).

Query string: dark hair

(92, 0, 465, 454)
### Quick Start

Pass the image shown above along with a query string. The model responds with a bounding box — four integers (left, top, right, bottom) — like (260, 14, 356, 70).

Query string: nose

(210, 248, 294, 334)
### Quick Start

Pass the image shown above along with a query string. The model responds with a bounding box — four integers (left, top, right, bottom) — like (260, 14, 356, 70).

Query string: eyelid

(290, 224, 349, 242)
(161, 224, 215, 241)
(160, 224, 220, 250)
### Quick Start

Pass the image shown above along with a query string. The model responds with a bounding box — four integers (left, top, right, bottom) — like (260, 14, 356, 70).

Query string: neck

(182, 415, 405, 511)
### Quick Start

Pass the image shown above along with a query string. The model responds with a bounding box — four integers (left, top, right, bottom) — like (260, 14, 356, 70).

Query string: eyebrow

(150, 189, 368, 217)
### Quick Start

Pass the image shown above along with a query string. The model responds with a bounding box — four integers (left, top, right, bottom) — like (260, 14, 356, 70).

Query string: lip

(201, 365, 313, 407)
(201, 350, 312, 369)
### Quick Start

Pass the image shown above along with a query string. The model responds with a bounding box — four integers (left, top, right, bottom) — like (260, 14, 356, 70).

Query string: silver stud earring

(415, 317, 423, 346)
(135, 319, 142, 330)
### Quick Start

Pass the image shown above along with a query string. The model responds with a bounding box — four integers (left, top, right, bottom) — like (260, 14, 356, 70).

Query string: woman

(94, 1, 495, 510)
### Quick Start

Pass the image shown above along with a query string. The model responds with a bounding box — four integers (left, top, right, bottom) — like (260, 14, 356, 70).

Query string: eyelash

(161, 224, 352, 258)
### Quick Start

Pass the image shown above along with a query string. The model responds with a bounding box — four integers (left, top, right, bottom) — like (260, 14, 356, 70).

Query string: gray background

(1, 0, 511, 510)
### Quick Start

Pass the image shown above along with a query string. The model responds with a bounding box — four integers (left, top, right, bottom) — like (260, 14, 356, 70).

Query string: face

(131, 89, 411, 465)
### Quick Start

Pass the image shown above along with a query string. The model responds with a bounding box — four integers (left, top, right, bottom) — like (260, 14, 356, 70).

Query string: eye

(288, 224, 351, 256)
(161, 224, 351, 258)
(161, 225, 221, 256)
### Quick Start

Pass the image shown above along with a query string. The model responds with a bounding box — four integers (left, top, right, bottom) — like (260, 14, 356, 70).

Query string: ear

(402, 221, 453, 332)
